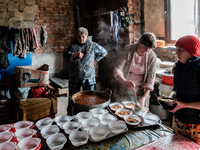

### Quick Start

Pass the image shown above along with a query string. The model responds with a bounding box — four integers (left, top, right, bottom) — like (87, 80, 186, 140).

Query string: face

(136, 42, 151, 56)
(176, 46, 194, 64)
(77, 34, 87, 44)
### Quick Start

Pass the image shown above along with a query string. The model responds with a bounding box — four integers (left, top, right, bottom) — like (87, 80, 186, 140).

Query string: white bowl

(109, 102, 124, 112)
(142, 113, 160, 125)
(88, 127, 110, 142)
(0, 124, 12, 133)
(108, 120, 127, 134)
(54, 115, 73, 127)
(115, 108, 132, 119)
(16, 137, 41, 150)
(0, 131, 13, 144)
(132, 106, 149, 116)
(124, 114, 141, 126)
(62, 121, 82, 134)
(35, 117, 53, 130)
(40, 125, 59, 139)
(98, 113, 117, 125)
(76, 112, 92, 122)
(89, 108, 108, 118)
(69, 130, 89, 147)
(14, 128, 37, 141)
(13, 121, 33, 130)
(46, 133, 67, 150)
(122, 101, 135, 109)
(0, 142, 16, 150)
(82, 119, 100, 131)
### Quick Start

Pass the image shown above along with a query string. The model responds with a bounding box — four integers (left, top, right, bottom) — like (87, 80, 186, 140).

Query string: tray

(35, 121, 87, 150)
(107, 106, 161, 129)
(74, 113, 128, 142)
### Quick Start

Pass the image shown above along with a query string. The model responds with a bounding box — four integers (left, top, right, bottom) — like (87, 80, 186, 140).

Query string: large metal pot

(71, 88, 112, 115)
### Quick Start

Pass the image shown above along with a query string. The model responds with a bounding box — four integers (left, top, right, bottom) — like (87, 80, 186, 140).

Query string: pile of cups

(0, 121, 41, 150)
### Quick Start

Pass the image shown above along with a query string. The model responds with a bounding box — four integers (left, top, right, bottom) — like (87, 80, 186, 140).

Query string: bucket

(150, 104, 173, 120)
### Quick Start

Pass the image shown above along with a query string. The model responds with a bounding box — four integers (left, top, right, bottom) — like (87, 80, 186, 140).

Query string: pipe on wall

(75, 5, 81, 29)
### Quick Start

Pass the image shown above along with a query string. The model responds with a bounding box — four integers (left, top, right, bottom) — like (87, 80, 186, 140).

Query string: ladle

(133, 88, 142, 111)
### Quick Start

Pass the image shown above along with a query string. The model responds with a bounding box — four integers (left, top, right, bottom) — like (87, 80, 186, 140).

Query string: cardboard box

(15, 64, 49, 88)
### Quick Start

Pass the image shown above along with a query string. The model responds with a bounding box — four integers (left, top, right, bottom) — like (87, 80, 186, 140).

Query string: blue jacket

(63, 39, 107, 82)
(174, 57, 200, 124)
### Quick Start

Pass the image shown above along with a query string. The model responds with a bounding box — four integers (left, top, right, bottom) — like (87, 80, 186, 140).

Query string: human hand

(168, 99, 185, 113)
(74, 52, 84, 59)
(169, 91, 176, 98)
(123, 80, 136, 89)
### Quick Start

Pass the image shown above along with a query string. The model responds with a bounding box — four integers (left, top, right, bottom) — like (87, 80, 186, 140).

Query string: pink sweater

(114, 52, 155, 90)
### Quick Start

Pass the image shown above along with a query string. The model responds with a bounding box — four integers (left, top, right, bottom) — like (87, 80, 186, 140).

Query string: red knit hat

(175, 35, 200, 57)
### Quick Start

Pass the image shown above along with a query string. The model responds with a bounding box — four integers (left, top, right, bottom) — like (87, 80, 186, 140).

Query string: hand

(123, 80, 136, 89)
(169, 91, 176, 98)
(168, 99, 185, 113)
(73, 52, 84, 59)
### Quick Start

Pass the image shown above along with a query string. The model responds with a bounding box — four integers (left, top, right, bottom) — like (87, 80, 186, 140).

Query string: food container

(46, 133, 67, 150)
(54, 115, 73, 127)
(14, 128, 37, 141)
(157, 71, 174, 85)
(69, 130, 89, 147)
(0, 124, 12, 133)
(16, 137, 41, 150)
(62, 121, 82, 134)
(98, 113, 117, 125)
(76, 112, 93, 122)
(157, 97, 177, 110)
(40, 125, 59, 139)
(132, 106, 148, 116)
(124, 114, 141, 126)
(0, 131, 13, 143)
(81, 119, 100, 131)
(72, 89, 112, 114)
(122, 101, 135, 109)
(13, 121, 33, 130)
(108, 120, 127, 134)
(142, 113, 160, 125)
(89, 108, 108, 118)
(88, 127, 110, 142)
(156, 40, 165, 47)
(109, 102, 124, 112)
(35, 117, 53, 130)
(0, 142, 16, 150)
(115, 108, 132, 119)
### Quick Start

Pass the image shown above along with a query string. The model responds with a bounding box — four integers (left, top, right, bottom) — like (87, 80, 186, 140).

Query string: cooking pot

(157, 71, 174, 85)
(71, 88, 112, 115)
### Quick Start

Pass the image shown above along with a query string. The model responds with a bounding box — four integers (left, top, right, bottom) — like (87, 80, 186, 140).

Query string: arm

(169, 100, 200, 113)
(139, 88, 151, 106)
(115, 73, 136, 89)
(63, 46, 84, 62)
(94, 43, 107, 61)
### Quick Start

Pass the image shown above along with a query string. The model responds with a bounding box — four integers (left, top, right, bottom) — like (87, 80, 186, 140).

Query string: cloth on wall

(30, 27, 39, 50)
(0, 26, 11, 69)
(109, 10, 119, 51)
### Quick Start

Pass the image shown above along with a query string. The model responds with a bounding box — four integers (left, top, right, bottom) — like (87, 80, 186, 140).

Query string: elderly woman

(113, 32, 157, 107)
(169, 35, 200, 144)
(63, 27, 107, 115)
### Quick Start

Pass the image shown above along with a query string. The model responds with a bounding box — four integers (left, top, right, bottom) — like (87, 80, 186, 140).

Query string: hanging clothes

(0, 26, 11, 69)
(110, 10, 119, 51)
(30, 27, 39, 50)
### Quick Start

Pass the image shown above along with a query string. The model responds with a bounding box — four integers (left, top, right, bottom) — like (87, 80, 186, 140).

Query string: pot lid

(157, 71, 173, 77)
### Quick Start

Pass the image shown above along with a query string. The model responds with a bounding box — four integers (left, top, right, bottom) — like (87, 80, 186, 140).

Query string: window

(165, 0, 198, 42)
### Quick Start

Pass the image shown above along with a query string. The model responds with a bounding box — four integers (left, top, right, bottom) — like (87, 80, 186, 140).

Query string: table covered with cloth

(73, 124, 200, 150)
(16, 95, 57, 121)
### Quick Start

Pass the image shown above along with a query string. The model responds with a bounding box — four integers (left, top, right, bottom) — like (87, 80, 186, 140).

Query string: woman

(63, 27, 107, 115)
(169, 35, 200, 144)
(113, 32, 157, 107)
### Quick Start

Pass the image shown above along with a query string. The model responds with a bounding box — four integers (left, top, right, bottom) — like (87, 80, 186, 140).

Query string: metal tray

(107, 106, 161, 129)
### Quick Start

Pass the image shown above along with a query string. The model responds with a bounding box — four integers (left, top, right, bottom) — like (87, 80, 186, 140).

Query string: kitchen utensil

(69, 130, 89, 147)
(46, 133, 67, 150)
(133, 88, 142, 111)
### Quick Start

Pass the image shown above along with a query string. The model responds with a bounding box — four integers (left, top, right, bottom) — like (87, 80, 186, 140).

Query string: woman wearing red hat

(169, 35, 200, 144)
